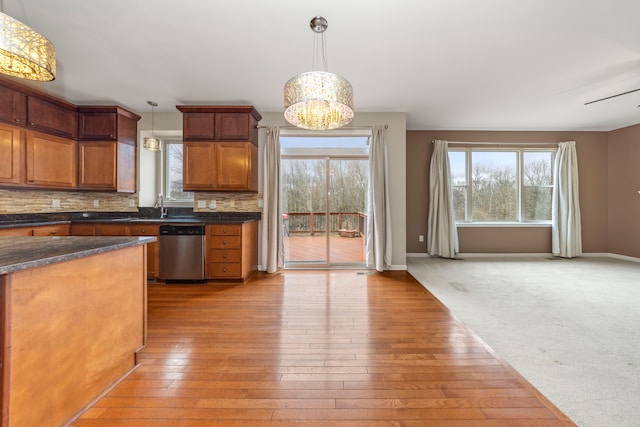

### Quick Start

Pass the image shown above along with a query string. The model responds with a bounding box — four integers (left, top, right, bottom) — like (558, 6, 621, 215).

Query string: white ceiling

(5, 0, 640, 131)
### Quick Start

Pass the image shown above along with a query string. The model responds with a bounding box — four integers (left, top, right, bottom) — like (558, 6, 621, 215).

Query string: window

(164, 139, 193, 203)
(449, 148, 555, 223)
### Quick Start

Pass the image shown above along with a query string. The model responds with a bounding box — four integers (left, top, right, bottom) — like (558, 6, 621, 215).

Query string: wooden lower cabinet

(206, 221, 258, 281)
(128, 224, 160, 278)
(70, 223, 158, 278)
(0, 223, 70, 236)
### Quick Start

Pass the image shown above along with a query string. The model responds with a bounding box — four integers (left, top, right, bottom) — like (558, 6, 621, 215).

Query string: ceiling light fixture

(143, 101, 160, 152)
(284, 16, 353, 130)
(0, 0, 55, 81)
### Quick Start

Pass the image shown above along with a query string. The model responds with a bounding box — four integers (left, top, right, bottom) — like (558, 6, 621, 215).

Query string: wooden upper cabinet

(182, 113, 215, 140)
(78, 141, 135, 192)
(183, 141, 257, 191)
(78, 112, 117, 140)
(176, 106, 261, 143)
(77, 106, 140, 145)
(0, 85, 27, 126)
(77, 107, 140, 192)
(25, 131, 77, 189)
(183, 142, 217, 190)
(216, 142, 258, 191)
(0, 123, 25, 185)
(26, 96, 77, 139)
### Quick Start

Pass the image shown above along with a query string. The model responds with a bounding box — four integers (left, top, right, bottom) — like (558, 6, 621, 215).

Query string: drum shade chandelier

(284, 16, 353, 130)
(143, 101, 160, 152)
(0, 0, 56, 81)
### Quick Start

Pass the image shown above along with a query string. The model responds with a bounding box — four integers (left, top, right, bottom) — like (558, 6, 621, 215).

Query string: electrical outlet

(93, 199, 100, 207)
(52, 199, 61, 208)
(129, 199, 136, 208)
(419, 234, 424, 242)
(229, 199, 235, 208)
(258, 198, 264, 208)
(209, 200, 217, 209)
(197, 200, 206, 208)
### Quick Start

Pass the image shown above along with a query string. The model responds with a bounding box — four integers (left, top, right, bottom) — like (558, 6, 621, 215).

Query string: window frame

(161, 138, 193, 207)
(448, 147, 555, 226)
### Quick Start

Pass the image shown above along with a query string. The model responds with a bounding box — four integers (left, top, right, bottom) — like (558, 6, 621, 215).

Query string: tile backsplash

(0, 189, 137, 214)
(0, 188, 263, 214)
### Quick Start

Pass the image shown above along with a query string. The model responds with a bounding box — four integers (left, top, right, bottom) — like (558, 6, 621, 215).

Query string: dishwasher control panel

(159, 225, 205, 235)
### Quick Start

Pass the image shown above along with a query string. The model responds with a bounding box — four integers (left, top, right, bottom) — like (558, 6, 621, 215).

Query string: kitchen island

(0, 236, 154, 427)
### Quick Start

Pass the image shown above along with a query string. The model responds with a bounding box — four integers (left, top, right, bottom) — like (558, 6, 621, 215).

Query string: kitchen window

(163, 139, 193, 203)
(449, 148, 555, 224)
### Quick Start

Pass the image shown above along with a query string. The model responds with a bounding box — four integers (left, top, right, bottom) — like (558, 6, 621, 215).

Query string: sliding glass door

(281, 155, 368, 268)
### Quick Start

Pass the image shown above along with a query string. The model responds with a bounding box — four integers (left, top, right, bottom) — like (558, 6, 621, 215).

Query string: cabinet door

(0, 227, 32, 236)
(0, 85, 27, 126)
(78, 141, 116, 190)
(94, 224, 128, 236)
(0, 123, 25, 185)
(27, 96, 78, 139)
(183, 113, 215, 140)
(25, 132, 77, 189)
(216, 142, 257, 191)
(78, 112, 117, 140)
(215, 113, 251, 140)
(70, 223, 96, 236)
(129, 224, 159, 277)
(183, 142, 216, 190)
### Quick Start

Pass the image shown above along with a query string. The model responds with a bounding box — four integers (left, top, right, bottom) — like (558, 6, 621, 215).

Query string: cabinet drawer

(128, 224, 159, 235)
(207, 235, 241, 249)
(209, 249, 241, 263)
(207, 262, 241, 278)
(207, 224, 240, 236)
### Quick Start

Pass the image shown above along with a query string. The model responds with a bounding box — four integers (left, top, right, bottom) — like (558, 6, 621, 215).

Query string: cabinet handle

(223, 268, 227, 272)
(223, 229, 227, 233)
(109, 134, 114, 138)
(50, 231, 56, 235)
(222, 254, 227, 259)
(223, 241, 227, 245)
(28, 179, 34, 183)
(29, 122, 35, 126)
(14, 118, 21, 123)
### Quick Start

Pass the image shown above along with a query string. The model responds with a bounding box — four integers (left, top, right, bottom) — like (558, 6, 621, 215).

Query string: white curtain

(552, 141, 582, 258)
(260, 126, 283, 273)
(427, 140, 459, 258)
(366, 125, 392, 271)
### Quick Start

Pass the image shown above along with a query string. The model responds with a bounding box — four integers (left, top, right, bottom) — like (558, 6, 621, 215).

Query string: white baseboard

(607, 253, 640, 263)
(408, 252, 640, 263)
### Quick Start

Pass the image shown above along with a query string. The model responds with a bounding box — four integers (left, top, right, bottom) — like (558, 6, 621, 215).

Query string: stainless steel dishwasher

(158, 224, 205, 282)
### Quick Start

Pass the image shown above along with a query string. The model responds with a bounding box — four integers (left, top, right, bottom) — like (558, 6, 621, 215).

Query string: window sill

(456, 222, 551, 228)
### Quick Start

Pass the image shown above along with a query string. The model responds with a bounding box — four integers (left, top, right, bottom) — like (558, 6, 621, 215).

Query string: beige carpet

(407, 255, 640, 427)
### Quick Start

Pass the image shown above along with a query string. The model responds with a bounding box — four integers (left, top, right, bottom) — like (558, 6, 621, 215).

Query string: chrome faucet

(154, 194, 168, 219)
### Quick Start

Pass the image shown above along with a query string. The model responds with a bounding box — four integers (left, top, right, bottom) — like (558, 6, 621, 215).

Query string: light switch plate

(52, 199, 61, 208)
(209, 200, 217, 209)
(229, 200, 235, 208)
(197, 200, 206, 208)
(93, 199, 100, 207)
(129, 199, 136, 208)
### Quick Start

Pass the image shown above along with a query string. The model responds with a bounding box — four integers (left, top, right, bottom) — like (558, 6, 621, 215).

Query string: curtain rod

(257, 125, 388, 130)
(433, 140, 559, 146)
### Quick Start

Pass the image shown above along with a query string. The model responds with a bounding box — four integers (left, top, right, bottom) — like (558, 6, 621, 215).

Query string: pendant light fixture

(284, 16, 353, 130)
(0, 0, 56, 81)
(143, 101, 160, 152)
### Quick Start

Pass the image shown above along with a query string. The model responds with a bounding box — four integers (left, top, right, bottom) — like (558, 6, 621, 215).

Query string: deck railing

(284, 212, 367, 236)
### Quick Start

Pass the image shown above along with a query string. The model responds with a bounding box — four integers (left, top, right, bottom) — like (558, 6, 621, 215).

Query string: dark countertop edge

(0, 236, 156, 275)
(0, 217, 261, 229)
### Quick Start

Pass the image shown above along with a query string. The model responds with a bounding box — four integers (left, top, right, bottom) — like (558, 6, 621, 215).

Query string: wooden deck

(284, 234, 366, 265)
(73, 270, 575, 426)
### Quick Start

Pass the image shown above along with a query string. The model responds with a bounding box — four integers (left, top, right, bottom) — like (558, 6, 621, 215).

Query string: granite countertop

(0, 211, 261, 229)
(0, 236, 156, 275)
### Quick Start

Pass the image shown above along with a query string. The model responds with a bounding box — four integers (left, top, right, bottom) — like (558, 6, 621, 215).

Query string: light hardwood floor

(73, 270, 575, 426)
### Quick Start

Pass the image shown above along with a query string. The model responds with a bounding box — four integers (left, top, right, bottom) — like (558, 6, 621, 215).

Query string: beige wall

(607, 124, 640, 258)
(406, 130, 609, 254)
